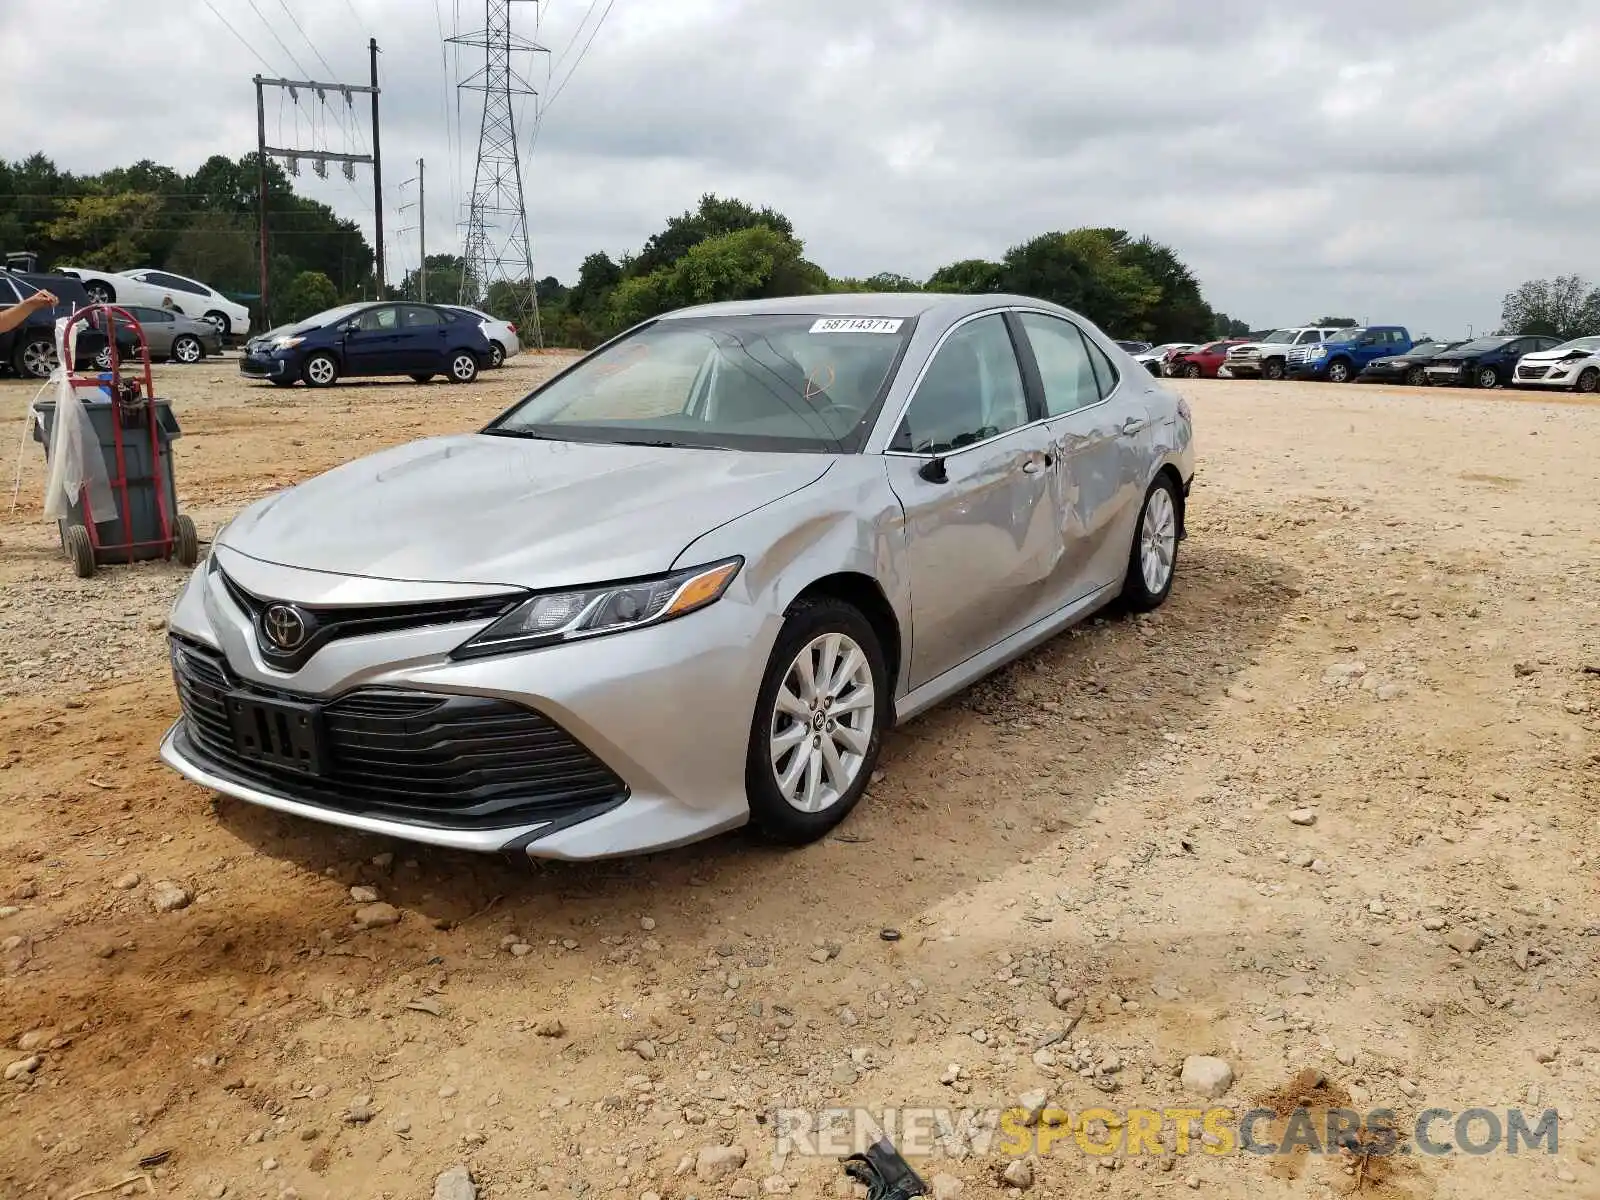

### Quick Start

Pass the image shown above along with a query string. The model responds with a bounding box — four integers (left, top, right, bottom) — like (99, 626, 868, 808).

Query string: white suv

(52, 267, 252, 338)
(1221, 327, 1345, 380)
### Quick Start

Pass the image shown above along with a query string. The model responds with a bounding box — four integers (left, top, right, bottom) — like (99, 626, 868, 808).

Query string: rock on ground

(433, 1165, 476, 1200)
(1181, 1056, 1235, 1099)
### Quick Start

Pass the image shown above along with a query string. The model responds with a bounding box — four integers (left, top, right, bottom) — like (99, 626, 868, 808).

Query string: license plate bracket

(225, 692, 325, 774)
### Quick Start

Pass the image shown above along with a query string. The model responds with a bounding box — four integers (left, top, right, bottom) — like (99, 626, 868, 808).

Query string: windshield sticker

(809, 318, 904, 335)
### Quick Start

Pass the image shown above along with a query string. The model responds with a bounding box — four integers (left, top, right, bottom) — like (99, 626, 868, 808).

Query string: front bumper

(1222, 358, 1262, 377)
(159, 551, 776, 859)
(240, 351, 293, 378)
(1513, 365, 1581, 389)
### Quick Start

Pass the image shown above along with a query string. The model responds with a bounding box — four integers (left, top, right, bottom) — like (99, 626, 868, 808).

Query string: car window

(1082, 336, 1120, 398)
(0, 278, 18, 304)
(402, 305, 443, 327)
(892, 314, 1029, 453)
(135, 306, 173, 324)
(1019, 312, 1101, 416)
(356, 306, 399, 332)
(145, 271, 207, 296)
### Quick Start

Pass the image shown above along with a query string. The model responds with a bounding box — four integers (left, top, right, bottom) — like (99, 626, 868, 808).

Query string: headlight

(1310, 347, 1328, 360)
(271, 335, 304, 350)
(453, 558, 742, 658)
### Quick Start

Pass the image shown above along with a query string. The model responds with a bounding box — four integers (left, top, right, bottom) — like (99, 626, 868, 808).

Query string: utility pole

(398, 158, 425, 301)
(449, 0, 545, 345)
(370, 37, 384, 299)
(255, 76, 269, 326)
(252, 56, 380, 326)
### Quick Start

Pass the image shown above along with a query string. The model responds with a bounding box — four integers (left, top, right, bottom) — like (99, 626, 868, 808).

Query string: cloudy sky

(3, 0, 1597, 335)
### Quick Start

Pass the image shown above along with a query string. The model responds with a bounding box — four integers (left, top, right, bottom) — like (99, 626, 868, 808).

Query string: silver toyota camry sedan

(161, 293, 1194, 859)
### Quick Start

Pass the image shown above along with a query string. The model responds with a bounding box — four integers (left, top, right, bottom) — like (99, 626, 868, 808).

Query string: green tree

(631, 194, 796, 278)
(925, 258, 1006, 294)
(1311, 316, 1360, 327)
(609, 225, 824, 329)
(1500, 276, 1600, 340)
(43, 192, 164, 269)
(1116, 236, 1214, 342)
(166, 211, 257, 297)
(284, 270, 338, 322)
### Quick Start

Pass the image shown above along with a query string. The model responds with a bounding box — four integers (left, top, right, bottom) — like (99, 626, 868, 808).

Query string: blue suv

(1286, 326, 1412, 383)
(241, 301, 493, 388)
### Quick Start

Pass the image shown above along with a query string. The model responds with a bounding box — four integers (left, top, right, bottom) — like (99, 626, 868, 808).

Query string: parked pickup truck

(1221, 327, 1346, 380)
(1285, 325, 1412, 383)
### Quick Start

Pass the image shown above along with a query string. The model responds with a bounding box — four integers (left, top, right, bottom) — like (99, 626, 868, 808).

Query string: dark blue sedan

(241, 301, 494, 388)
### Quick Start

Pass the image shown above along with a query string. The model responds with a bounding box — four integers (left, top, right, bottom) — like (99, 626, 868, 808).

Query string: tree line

(12, 152, 1592, 347)
(0, 152, 372, 322)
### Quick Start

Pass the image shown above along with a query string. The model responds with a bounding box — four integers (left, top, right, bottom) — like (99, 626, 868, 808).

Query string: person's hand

(24, 289, 59, 311)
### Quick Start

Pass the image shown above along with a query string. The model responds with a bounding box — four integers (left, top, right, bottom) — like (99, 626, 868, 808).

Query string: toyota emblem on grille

(262, 604, 309, 652)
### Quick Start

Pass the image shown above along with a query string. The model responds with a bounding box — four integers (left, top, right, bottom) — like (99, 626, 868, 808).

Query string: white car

(443, 305, 520, 368)
(1513, 335, 1600, 393)
(52, 267, 251, 338)
(1220, 327, 1346, 380)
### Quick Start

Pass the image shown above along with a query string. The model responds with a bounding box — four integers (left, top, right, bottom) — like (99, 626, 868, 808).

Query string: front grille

(170, 637, 627, 829)
(219, 568, 522, 671)
(1518, 365, 1549, 379)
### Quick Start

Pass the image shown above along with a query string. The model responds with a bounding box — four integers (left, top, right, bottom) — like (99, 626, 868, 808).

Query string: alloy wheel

(769, 632, 876, 814)
(21, 340, 56, 378)
(1477, 367, 1499, 389)
(489, 342, 505, 368)
(94, 346, 113, 371)
(174, 337, 201, 363)
(1577, 368, 1599, 394)
(1328, 361, 1350, 383)
(1140, 486, 1177, 594)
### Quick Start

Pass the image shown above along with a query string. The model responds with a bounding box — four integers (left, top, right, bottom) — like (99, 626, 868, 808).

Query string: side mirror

(918, 457, 948, 484)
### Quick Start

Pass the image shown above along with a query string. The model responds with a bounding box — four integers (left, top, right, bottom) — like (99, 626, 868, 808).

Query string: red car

(1166, 338, 1251, 379)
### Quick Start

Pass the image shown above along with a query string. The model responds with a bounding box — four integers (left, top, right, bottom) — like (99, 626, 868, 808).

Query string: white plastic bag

(40, 315, 115, 522)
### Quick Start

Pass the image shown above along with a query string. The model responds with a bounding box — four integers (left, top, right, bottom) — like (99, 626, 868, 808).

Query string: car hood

(1431, 349, 1495, 362)
(1519, 346, 1595, 363)
(218, 433, 832, 589)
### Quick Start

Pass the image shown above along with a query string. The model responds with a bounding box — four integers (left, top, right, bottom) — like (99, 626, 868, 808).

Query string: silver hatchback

(161, 294, 1195, 859)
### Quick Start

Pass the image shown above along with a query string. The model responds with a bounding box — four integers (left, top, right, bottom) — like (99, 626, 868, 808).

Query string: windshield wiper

(482, 427, 550, 440)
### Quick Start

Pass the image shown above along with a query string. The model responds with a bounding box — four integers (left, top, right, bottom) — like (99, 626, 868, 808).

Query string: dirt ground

(1, 358, 1597, 1200)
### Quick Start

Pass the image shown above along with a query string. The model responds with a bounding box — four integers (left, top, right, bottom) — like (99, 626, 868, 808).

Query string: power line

(276, 0, 338, 79)
(243, 0, 313, 79)
(529, 0, 616, 151)
(199, 0, 278, 74)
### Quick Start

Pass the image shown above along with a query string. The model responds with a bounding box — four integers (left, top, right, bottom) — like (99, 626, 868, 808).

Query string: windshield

(1260, 329, 1296, 343)
(1554, 336, 1600, 353)
(1402, 343, 1438, 356)
(1451, 337, 1512, 354)
(296, 303, 366, 333)
(488, 314, 914, 452)
(1323, 328, 1366, 344)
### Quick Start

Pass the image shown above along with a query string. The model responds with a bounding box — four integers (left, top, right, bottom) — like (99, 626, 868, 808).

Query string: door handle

(1121, 417, 1147, 435)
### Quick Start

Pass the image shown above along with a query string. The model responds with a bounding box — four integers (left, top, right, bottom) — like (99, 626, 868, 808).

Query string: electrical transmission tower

(449, 1, 545, 347)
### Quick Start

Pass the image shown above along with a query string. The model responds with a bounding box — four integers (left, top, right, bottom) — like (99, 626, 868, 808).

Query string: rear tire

(85, 280, 116, 304)
(489, 341, 506, 369)
(303, 352, 340, 388)
(745, 598, 889, 845)
(15, 335, 56, 380)
(172, 335, 203, 364)
(1119, 475, 1180, 612)
(203, 311, 230, 337)
(65, 525, 95, 578)
(173, 514, 199, 567)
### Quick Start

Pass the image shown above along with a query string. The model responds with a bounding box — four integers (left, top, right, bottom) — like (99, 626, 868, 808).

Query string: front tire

(1405, 365, 1427, 387)
(1184, 363, 1202, 379)
(1326, 358, 1353, 383)
(302, 352, 340, 388)
(1120, 475, 1180, 612)
(745, 598, 889, 845)
(447, 351, 480, 383)
(1263, 359, 1285, 381)
(1576, 367, 1599, 394)
(1476, 366, 1500, 389)
(409, 373, 434, 384)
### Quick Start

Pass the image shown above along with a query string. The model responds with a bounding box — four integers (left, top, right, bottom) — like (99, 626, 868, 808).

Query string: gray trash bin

(31, 393, 199, 577)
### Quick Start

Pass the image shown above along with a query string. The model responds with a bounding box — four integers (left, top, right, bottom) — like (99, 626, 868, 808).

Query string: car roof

(660, 292, 1065, 323)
